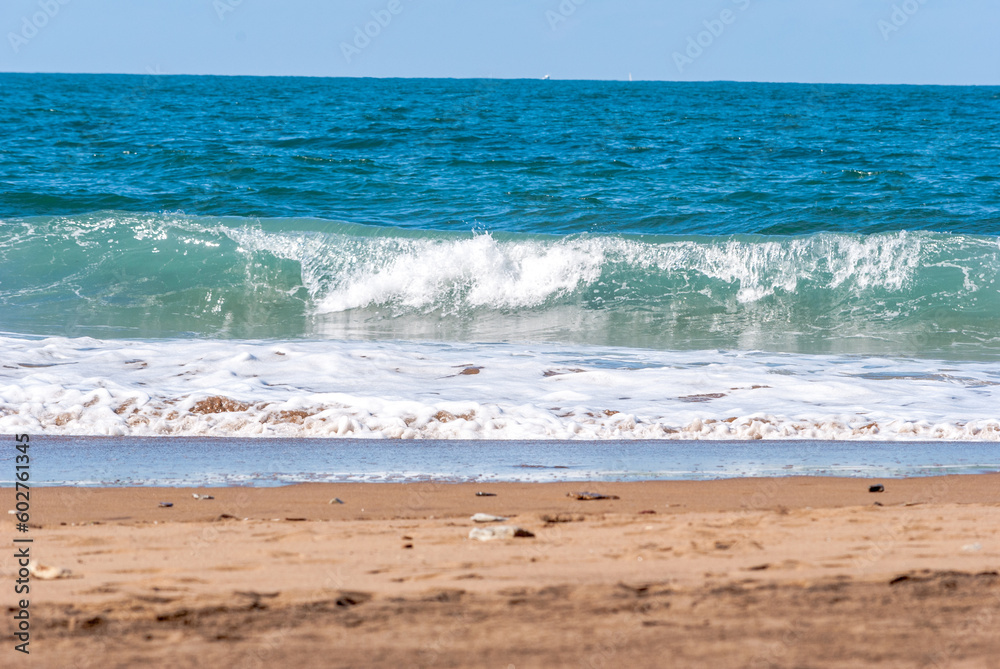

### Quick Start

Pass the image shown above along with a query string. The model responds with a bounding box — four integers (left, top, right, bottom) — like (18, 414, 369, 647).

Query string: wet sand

(7, 475, 1000, 668)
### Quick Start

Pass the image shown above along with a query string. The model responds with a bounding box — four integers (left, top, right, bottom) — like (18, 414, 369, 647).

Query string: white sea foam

(225, 226, 976, 316)
(1, 336, 997, 440)
(309, 233, 605, 313)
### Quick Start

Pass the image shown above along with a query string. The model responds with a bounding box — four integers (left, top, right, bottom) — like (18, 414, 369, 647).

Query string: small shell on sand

(28, 562, 74, 580)
(468, 526, 534, 541)
(470, 513, 508, 523)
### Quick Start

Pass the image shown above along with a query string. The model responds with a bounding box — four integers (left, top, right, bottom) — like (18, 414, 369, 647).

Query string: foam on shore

(1, 336, 998, 440)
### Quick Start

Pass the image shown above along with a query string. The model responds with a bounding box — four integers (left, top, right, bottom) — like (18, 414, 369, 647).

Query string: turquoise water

(2, 214, 999, 356)
(2, 76, 999, 356)
(4, 76, 999, 235)
(1, 75, 1000, 445)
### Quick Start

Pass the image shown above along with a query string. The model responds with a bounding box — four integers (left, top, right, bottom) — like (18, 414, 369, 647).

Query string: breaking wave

(2, 212, 998, 356)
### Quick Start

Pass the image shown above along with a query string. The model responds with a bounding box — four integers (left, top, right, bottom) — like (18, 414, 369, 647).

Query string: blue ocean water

(1, 74, 999, 449)
(2, 75, 999, 356)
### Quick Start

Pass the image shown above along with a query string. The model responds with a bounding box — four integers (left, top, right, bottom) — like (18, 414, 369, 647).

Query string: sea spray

(2, 213, 998, 357)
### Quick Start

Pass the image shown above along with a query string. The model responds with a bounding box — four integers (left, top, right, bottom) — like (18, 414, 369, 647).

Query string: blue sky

(1, 0, 997, 84)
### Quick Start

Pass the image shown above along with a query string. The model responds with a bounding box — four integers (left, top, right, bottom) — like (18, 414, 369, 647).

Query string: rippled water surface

(2, 75, 999, 442)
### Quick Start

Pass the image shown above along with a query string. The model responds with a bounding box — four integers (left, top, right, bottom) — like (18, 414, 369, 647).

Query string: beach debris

(470, 513, 508, 523)
(540, 513, 583, 524)
(458, 366, 482, 375)
(403, 543, 413, 549)
(28, 562, 74, 580)
(475, 492, 497, 497)
(335, 592, 372, 607)
(329, 498, 345, 504)
(567, 491, 620, 501)
(216, 514, 238, 521)
(158, 502, 173, 508)
(284, 517, 307, 522)
(192, 494, 214, 500)
(962, 543, 983, 553)
(468, 526, 535, 541)
(869, 484, 885, 493)
(638, 509, 656, 514)
(873, 501, 884, 506)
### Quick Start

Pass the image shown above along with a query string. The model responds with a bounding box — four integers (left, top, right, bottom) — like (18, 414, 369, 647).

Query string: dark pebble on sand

(869, 484, 885, 493)
(158, 502, 173, 508)
(475, 492, 497, 497)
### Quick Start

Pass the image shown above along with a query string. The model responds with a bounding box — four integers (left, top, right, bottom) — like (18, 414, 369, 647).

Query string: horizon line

(1, 71, 997, 87)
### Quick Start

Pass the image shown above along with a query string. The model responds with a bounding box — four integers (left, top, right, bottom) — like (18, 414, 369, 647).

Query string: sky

(0, 0, 997, 85)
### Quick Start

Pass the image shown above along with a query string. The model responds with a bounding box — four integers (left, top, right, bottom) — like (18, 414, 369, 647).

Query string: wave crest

(2, 213, 998, 354)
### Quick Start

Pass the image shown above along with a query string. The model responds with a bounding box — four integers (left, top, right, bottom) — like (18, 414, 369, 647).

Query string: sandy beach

(5, 17, 1000, 669)
(4, 475, 997, 667)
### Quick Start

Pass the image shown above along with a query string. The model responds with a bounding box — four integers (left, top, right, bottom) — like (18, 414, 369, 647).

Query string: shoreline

(10, 475, 1000, 667)
(5, 436, 999, 487)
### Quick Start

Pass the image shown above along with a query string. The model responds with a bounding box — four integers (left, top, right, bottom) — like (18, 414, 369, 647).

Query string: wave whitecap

(2, 213, 998, 356)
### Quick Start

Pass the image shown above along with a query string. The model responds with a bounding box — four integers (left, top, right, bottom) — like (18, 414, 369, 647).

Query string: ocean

(2, 74, 1000, 456)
